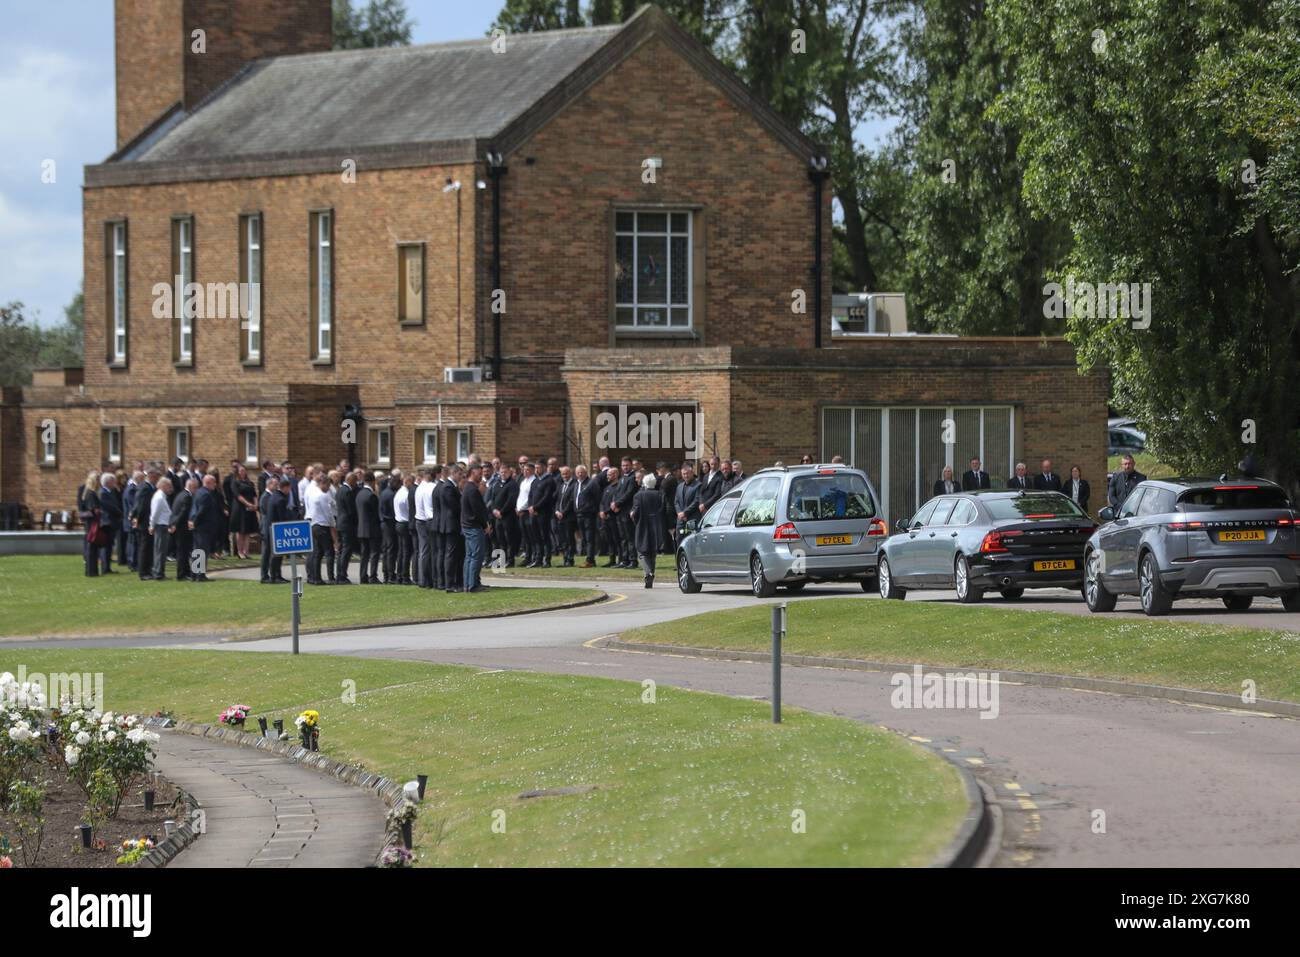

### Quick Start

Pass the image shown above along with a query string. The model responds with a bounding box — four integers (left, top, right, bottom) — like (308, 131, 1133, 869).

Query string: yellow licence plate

(1219, 529, 1266, 542)
(815, 535, 853, 546)
(1033, 559, 1076, 571)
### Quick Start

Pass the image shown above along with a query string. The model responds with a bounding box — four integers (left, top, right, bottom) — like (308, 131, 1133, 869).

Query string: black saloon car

(877, 491, 1096, 602)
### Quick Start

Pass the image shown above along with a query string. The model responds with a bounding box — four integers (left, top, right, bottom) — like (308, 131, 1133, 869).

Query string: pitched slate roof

(122, 25, 623, 164)
(89, 6, 819, 187)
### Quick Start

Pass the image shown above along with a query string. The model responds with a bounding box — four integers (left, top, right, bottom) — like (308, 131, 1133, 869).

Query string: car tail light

(773, 522, 801, 542)
(867, 517, 888, 537)
(1168, 521, 1204, 530)
(1215, 485, 1258, 490)
(1278, 517, 1293, 526)
(1025, 513, 1056, 519)
(979, 529, 1021, 553)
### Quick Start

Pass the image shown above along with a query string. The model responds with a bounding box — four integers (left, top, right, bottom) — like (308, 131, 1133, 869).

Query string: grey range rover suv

(1083, 477, 1300, 615)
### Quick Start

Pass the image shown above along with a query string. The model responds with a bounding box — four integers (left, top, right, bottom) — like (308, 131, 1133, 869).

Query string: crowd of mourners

(74, 451, 756, 590)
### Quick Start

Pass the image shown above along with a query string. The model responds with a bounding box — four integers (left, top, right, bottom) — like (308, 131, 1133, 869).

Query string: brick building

(1, 1, 1108, 525)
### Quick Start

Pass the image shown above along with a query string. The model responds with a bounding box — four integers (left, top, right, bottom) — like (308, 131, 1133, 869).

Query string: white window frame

(178, 218, 194, 363)
(454, 429, 470, 464)
(316, 211, 332, 360)
(171, 427, 190, 465)
(822, 405, 1015, 522)
(41, 426, 58, 465)
(111, 223, 127, 363)
(244, 214, 262, 362)
(376, 428, 391, 466)
(420, 429, 439, 466)
(105, 427, 122, 466)
(614, 210, 692, 330)
(240, 427, 259, 466)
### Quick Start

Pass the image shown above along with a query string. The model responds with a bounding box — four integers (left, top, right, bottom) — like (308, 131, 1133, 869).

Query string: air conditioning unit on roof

(443, 366, 484, 384)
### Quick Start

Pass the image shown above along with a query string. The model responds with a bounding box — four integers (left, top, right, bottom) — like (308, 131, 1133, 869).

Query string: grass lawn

(622, 598, 1300, 703)
(0, 556, 600, 640)
(491, 554, 676, 580)
(0, 649, 968, 867)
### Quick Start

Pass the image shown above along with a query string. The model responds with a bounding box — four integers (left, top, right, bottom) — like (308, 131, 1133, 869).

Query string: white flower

(7, 726, 32, 743)
(0, 672, 14, 687)
(104, 730, 117, 743)
(100, 711, 114, 725)
(69, 721, 80, 732)
(75, 731, 90, 746)
(64, 745, 79, 766)
(125, 715, 138, 727)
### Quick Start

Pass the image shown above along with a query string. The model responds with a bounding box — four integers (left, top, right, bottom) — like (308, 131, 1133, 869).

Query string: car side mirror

(1098, 506, 1115, 522)
(894, 518, 910, 533)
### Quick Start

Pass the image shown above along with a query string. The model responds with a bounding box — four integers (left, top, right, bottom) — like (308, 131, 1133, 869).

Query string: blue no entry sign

(271, 520, 313, 556)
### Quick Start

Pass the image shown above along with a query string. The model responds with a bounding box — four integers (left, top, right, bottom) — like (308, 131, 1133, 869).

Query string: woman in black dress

(232, 465, 258, 559)
(209, 468, 229, 559)
(78, 470, 103, 577)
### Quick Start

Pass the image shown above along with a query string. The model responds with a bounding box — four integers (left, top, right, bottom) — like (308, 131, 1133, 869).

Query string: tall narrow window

(397, 242, 424, 325)
(368, 426, 392, 466)
(614, 210, 692, 329)
(102, 427, 123, 466)
(237, 426, 259, 466)
(310, 210, 333, 361)
(105, 222, 127, 365)
(417, 429, 439, 465)
(169, 427, 191, 465)
(172, 216, 194, 365)
(454, 428, 471, 464)
(240, 214, 262, 364)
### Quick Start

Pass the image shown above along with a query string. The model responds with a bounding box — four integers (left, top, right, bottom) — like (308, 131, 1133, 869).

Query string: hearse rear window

(787, 473, 876, 521)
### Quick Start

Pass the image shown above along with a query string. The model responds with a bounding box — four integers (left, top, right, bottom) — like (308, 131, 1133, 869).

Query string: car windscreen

(786, 473, 876, 521)
(984, 495, 1087, 521)
(1177, 486, 1291, 511)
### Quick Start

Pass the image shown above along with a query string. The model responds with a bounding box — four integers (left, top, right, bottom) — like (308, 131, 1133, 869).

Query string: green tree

(897, 0, 1069, 333)
(996, 0, 1300, 484)
(0, 303, 42, 387)
(333, 0, 415, 49)
(37, 284, 84, 370)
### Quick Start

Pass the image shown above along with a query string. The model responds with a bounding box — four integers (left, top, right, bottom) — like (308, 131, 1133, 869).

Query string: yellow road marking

(909, 736, 931, 743)
(965, 757, 984, 766)
(1004, 782, 1022, 791)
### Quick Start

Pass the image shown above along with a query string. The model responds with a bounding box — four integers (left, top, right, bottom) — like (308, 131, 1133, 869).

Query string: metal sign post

(772, 602, 786, 724)
(271, 520, 313, 656)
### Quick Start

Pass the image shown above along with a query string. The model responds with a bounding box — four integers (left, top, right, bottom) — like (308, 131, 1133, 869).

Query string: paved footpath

(154, 731, 386, 868)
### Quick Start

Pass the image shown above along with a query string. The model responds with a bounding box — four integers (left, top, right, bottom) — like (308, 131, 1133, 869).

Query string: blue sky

(0, 1, 887, 328)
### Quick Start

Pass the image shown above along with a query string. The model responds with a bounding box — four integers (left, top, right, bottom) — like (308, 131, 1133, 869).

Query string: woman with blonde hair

(77, 470, 103, 577)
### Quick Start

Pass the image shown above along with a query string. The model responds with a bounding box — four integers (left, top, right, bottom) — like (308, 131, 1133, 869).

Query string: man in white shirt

(298, 466, 315, 514)
(305, 475, 337, 584)
(414, 468, 436, 588)
(146, 477, 174, 581)
(516, 462, 536, 567)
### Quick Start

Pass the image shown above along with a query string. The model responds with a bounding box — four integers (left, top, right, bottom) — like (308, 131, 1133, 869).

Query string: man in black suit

(611, 458, 638, 568)
(436, 465, 463, 591)
(529, 459, 557, 567)
(657, 463, 678, 555)
(697, 455, 725, 519)
(553, 466, 578, 566)
(379, 474, 399, 584)
(490, 465, 519, 567)
(961, 457, 991, 491)
(1007, 462, 1031, 490)
(258, 477, 289, 583)
(933, 466, 959, 497)
(281, 462, 303, 517)
(1107, 454, 1146, 511)
(574, 464, 601, 568)
(426, 465, 445, 590)
(96, 473, 122, 574)
(170, 477, 197, 581)
(355, 472, 381, 584)
(132, 468, 159, 581)
(1033, 458, 1063, 493)
(258, 460, 276, 498)
(334, 470, 358, 584)
(188, 474, 221, 581)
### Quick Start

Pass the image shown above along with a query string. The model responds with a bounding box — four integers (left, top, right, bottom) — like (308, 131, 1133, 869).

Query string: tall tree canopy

(333, 0, 415, 49)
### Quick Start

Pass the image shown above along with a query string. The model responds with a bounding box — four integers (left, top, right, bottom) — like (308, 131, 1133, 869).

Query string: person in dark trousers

(1107, 454, 1147, 511)
(437, 465, 463, 591)
(612, 457, 638, 568)
(395, 471, 414, 585)
(96, 473, 122, 574)
(122, 472, 141, 571)
(553, 465, 578, 566)
(657, 463, 678, 554)
(334, 471, 358, 584)
(598, 467, 621, 567)
(379, 474, 399, 584)
(674, 463, 700, 543)
(258, 477, 289, 583)
(490, 464, 520, 567)
(132, 468, 159, 581)
(78, 472, 103, 577)
(355, 472, 381, 584)
(460, 465, 490, 592)
(574, 465, 601, 567)
(631, 474, 666, 588)
(189, 474, 222, 582)
(529, 460, 557, 567)
(169, 477, 196, 580)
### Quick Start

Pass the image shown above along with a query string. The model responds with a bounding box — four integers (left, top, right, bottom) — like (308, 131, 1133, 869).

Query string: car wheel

(784, 580, 807, 593)
(750, 553, 776, 598)
(954, 555, 983, 603)
(1138, 553, 1173, 616)
(999, 587, 1025, 600)
(1084, 549, 1117, 612)
(1283, 590, 1300, 613)
(877, 555, 906, 600)
(676, 552, 702, 594)
(1222, 594, 1253, 611)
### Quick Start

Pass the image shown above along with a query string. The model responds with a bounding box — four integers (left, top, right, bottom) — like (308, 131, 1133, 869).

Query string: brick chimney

(115, 0, 332, 149)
